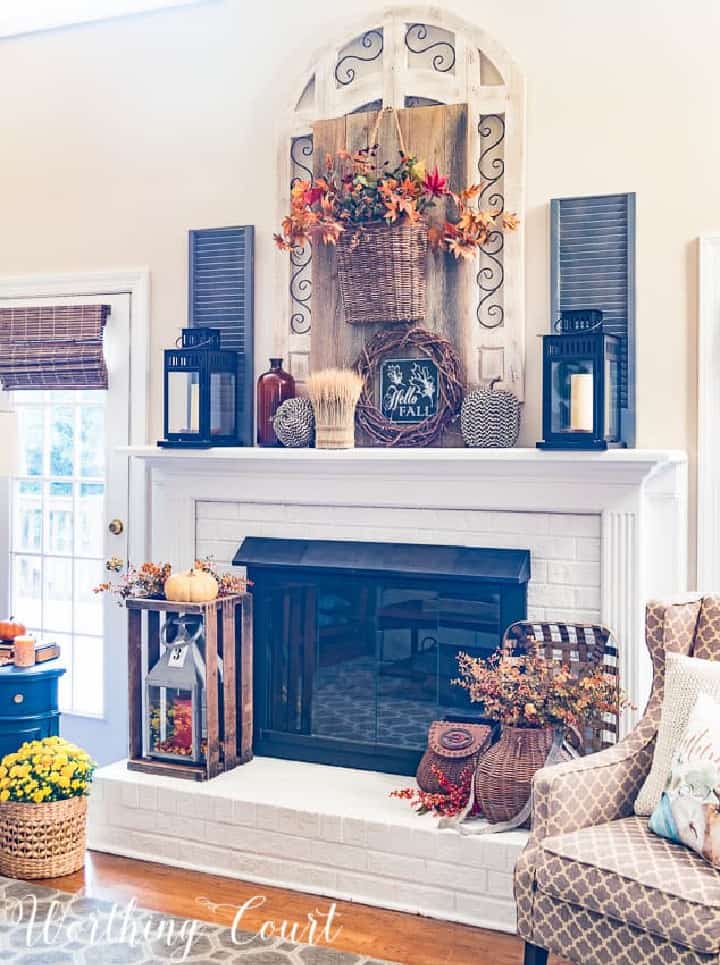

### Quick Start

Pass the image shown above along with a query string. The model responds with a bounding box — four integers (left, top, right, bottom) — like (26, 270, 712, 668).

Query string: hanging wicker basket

(334, 108, 428, 326)
(335, 220, 428, 325)
(0, 795, 87, 878)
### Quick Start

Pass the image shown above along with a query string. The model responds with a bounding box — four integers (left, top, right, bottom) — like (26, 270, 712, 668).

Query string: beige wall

(0, 0, 713, 577)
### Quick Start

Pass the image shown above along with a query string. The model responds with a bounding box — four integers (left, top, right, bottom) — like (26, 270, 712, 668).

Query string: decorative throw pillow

(649, 692, 720, 868)
(635, 652, 720, 816)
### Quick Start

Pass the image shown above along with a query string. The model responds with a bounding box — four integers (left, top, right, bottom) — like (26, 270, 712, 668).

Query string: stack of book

(0, 640, 60, 667)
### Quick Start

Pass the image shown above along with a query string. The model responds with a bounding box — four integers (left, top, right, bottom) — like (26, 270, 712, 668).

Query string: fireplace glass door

(253, 572, 522, 774)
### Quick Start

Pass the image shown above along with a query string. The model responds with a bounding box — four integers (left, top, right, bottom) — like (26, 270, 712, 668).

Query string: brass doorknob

(108, 519, 124, 535)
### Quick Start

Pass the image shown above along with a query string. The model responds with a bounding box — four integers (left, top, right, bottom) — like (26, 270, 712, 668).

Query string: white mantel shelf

(125, 446, 687, 517)
(126, 445, 685, 468)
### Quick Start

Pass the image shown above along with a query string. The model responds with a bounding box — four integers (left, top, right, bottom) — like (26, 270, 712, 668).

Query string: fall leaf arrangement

(454, 644, 627, 732)
(94, 557, 248, 603)
(274, 142, 519, 261)
(391, 647, 627, 819)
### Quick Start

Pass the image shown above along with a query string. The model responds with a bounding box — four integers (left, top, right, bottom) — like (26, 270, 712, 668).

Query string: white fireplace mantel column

(125, 446, 687, 722)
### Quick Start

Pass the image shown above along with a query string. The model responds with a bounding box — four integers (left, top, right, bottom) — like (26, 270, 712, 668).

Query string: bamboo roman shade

(0, 304, 110, 390)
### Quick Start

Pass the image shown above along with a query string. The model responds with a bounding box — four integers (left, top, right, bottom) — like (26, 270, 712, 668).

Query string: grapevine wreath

(355, 327, 464, 447)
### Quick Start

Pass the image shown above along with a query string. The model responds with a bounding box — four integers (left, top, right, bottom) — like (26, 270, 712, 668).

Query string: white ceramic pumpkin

(164, 568, 218, 603)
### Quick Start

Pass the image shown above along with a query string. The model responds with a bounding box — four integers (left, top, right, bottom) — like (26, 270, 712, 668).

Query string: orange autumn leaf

(427, 224, 446, 249)
(448, 236, 478, 260)
(378, 178, 398, 199)
(460, 183, 484, 202)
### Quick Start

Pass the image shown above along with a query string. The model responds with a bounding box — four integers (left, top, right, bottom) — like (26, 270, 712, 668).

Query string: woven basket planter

(0, 795, 87, 878)
(475, 726, 570, 826)
(335, 220, 427, 325)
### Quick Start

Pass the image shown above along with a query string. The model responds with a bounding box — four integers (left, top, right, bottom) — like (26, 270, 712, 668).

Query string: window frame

(9, 389, 107, 718)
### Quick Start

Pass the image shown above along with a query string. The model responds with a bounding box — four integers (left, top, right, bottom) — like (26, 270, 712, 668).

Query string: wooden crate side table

(126, 593, 252, 782)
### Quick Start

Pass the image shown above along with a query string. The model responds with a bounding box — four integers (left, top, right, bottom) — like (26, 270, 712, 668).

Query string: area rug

(0, 876, 399, 964)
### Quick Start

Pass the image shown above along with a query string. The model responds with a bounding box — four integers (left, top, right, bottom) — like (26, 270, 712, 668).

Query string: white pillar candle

(569, 373, 594, 432)
(14, 635, 35, 668)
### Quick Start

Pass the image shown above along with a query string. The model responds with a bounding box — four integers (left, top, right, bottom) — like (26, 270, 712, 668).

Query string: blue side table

(0, 663, 65, 758)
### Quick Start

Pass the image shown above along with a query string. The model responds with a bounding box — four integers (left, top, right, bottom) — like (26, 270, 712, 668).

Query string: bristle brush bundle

(307, 368, 363, 449)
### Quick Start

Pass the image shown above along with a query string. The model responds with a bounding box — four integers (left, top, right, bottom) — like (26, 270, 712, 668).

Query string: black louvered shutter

(551, 193, 636, 446)
(189, 225, 254, 446)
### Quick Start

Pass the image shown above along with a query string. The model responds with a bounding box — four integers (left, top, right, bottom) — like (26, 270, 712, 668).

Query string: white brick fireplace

(134, 446, 687, 717)
(88, 447, 688, 934)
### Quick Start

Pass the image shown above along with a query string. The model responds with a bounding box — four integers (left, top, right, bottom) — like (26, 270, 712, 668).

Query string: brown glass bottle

(256, 358, 295, 446)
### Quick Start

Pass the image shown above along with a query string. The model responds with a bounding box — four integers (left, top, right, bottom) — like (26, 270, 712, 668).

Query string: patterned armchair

(515, 596, 720, 965)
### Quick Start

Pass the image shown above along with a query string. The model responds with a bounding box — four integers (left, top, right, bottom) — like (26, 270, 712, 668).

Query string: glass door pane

(314, 580, 375, 744)
(376, 585, 439, 749)
(10, 390, 106, 717)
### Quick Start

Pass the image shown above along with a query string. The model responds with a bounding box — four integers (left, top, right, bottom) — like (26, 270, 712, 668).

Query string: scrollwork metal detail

(290, 135, 313, 186)
(477, 231, 505, 330)
(334, 29, 384, 87)
(289, 243, 312, 335)
(477, 114, 506, 329)
(289, 135, 314, 335)
(404, 23, 456, 72)
(478, 114, 505, 212)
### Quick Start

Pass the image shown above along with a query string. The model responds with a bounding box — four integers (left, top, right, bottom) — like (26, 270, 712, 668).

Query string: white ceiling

(0, 0, 209, 38)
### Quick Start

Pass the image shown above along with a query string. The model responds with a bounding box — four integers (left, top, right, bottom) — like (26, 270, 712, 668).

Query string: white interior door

(3, 293, 131, 765)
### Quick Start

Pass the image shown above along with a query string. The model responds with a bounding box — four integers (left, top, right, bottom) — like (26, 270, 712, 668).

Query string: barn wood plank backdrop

(310, 104, 471, 378)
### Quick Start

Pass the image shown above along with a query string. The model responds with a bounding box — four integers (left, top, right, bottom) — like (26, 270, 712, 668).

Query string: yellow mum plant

(0, 737, 96, 805)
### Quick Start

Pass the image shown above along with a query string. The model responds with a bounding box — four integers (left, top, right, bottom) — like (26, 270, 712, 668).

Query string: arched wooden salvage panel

(276, 8, 526, 403)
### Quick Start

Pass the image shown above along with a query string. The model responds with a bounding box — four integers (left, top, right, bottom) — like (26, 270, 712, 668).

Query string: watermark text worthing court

(2, 892, 343, 962)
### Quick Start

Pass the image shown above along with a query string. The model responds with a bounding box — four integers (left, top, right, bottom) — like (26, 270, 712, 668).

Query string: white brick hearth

(89, 757, 527, 933)
(95, 446, 688, 934)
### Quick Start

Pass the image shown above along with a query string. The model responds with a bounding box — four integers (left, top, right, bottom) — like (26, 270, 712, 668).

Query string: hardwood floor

(39, 850, 568, 965)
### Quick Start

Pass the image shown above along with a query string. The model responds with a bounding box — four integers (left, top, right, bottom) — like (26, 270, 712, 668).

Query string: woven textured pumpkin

(461, 379, 520, 448)
(273, 397, 315, 448)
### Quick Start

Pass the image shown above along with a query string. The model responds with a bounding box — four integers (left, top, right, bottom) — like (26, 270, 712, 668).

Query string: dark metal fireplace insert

(234, 537, 530, 775)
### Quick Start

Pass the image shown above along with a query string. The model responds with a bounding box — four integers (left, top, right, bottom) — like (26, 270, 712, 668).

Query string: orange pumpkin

(0, 619, 26, 642)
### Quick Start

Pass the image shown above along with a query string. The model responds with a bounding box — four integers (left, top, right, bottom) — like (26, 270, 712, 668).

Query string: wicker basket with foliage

(275, 107, 519, 326)
(0, 736, 95, 878)
(455, 646, 626, 825)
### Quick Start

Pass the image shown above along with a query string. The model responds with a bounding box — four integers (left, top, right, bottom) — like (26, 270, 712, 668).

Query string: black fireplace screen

(235, 538, 530, 775)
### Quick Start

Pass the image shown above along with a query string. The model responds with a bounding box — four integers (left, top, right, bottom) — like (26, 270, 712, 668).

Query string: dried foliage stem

(455, 644, 628, 734)
(94, 557, 249, 603)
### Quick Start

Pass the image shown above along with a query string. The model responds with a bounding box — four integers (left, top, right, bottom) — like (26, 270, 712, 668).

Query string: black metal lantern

(537, 311, 626, 451)
(159, 327, 240, 448)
